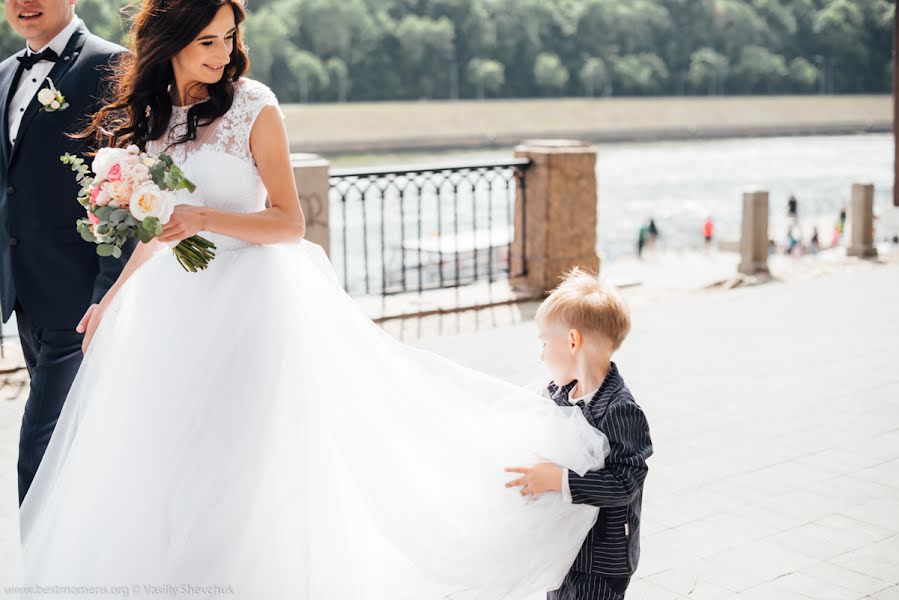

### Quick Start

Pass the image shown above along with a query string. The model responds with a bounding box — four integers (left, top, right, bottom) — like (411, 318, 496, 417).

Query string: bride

(10, 1, 609, 598)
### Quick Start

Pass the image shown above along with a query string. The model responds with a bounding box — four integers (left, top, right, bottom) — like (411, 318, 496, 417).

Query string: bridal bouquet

(60, 146, 217, 272)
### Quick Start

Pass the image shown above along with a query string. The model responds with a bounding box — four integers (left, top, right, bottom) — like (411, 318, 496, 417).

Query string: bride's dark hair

(80, 0, 250, 150)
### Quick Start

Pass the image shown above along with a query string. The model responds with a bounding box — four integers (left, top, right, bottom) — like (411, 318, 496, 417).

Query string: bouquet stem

(173, 236, 217, 272)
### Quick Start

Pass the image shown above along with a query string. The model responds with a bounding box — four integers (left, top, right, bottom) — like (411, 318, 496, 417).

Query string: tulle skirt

(9, 240, 606, 600)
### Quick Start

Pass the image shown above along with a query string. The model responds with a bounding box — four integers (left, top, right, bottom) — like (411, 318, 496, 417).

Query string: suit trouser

(548, 570, 631, 600)
(15, 302, 84, 506)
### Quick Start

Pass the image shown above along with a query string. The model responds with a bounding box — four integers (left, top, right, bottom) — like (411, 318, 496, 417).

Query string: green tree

(735, 45, 787, 93)
(467, 58, 505, 99)
(687, 47, 728, 95)
(787, 56, 818, 92)
(286, 48, 330, 102)
(395, 15, 456, 98)
(534, 52, 569, 96)
(425, 0, 497, 98)
(612, 53, 670, 95)
(579, 57, 610, 97)
(243, 4, 296, 87)
(326, 57, 351, 102)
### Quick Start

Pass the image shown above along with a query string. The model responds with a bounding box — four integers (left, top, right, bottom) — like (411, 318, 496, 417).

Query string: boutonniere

(37, 78, 68, 113)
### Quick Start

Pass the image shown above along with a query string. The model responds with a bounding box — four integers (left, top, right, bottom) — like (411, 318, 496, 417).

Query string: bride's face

(171, 4, 236, 90)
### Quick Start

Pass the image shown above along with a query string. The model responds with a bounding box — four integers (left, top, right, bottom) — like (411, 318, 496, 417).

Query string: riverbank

(283, 95, 890, 155)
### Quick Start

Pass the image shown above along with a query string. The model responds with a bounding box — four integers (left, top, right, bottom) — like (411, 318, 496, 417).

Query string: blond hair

(536, 267, 631, 351)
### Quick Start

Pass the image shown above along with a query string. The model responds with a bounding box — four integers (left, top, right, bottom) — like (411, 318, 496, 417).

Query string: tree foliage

(5, 0, 888, 102)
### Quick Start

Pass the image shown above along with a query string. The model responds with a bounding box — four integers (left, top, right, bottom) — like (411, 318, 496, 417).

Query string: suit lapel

(9, 22, 90, 166)
(0, 58, 25, 167)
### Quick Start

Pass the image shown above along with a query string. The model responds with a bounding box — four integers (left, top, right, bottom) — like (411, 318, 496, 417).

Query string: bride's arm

(77, 239, 165, 352)
(156, 106, 305, 246)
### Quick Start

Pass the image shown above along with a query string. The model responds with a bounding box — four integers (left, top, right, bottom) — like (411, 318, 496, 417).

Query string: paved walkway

(417, 261, 899, 599)
(0, 258, 897, 598)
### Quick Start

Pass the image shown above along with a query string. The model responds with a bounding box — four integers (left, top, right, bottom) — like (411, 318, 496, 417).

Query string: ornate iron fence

(329, 158, 530, 296)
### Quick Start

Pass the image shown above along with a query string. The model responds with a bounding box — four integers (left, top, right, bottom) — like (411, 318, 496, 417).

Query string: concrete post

(846, 183, 878, 258)
(737, 190, 770, 276)
(510, 140, 600, 296)
(291, 153, 331, 255)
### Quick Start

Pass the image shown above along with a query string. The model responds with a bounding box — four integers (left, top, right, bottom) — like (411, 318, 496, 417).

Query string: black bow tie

(16, 48, 59, 70)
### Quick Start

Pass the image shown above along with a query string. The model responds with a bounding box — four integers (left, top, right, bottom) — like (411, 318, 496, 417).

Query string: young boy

(505, 268, 653, 600)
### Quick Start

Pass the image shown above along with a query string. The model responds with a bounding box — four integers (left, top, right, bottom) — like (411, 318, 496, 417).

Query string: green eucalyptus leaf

(109, 209, 130, 224)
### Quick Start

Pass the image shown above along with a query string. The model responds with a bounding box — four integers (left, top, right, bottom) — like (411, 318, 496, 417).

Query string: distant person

(703, 216, 714, 248)
(787, 194, 798, 220)
(786, 225, 801, 256)
(637, 223, 650, 259)
(648, 219, 659, 249)
(810, 227, 820, 254)
(832, 207, 847, 247)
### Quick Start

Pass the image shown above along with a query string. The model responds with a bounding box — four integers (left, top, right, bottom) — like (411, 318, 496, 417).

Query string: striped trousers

(548, 570, 631, 600)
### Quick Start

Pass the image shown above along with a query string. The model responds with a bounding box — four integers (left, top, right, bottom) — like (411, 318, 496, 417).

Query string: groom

(0, 0, 134, 505)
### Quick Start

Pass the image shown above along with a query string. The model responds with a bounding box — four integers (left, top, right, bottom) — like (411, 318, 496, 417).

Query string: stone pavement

(416, 261, 899, 599)
(0, 258, 897, 598)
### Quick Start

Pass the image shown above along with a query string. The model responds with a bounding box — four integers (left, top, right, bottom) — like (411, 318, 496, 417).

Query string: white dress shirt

(561, 385, 599, 503)
(7, 16, 81, 146)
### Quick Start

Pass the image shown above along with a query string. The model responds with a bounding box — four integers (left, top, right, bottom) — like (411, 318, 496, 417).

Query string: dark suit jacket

(0, 21, 134, 329)
(549, 362, 654, 578)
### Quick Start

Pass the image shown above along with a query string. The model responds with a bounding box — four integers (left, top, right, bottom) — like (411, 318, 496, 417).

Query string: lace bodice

(145, 78, 282, 251)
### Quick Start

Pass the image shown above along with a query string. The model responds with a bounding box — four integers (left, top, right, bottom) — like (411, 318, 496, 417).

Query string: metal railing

(329, 158, 530, 296)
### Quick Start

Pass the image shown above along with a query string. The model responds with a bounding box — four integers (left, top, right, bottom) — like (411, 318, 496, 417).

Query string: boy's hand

(504, 463, 564, 497)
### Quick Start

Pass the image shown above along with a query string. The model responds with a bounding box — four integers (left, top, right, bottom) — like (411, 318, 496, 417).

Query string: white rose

(37, 88, 56, 106)
(129, 185, 175, 225)
(50, 100, 60, 110)
(127, 145, 140, 155)
(92, 148, 131, 182)
(123, 162, 151, 185)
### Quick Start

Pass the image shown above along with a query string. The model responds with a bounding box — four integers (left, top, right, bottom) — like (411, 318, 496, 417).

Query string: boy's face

(536, 316, 578, 387)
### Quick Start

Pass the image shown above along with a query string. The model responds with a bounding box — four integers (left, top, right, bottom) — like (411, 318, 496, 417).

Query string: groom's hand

(504, 463, 564, 497)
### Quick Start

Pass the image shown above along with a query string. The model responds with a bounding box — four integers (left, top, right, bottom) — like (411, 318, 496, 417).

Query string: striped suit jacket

(548, 363, 653, 578)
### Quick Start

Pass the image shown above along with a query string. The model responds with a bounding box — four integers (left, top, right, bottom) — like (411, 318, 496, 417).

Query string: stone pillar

(511, 140, 600, 296)
(291, 153, 331, 255)
(737, 190, 770, 276)
(846, 183, 878, 258)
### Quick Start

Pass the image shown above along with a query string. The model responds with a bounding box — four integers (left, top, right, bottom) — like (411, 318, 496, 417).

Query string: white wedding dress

(8, 78, 608, 600)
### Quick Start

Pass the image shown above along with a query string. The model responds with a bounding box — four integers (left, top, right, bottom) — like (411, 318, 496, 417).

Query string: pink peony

(107, 163, 122, 182)
(90, 186, 100, 207)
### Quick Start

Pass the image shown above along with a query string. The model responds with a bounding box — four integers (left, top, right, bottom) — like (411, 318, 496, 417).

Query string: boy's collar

(549, 362, 623, 415)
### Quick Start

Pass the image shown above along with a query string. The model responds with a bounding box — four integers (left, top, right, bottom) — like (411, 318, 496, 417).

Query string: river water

(331, 133, 893, 265)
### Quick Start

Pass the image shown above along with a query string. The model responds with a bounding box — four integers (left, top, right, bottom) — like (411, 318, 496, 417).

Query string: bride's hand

(157, 205, 206, 244)
(76, 302, 108, 354)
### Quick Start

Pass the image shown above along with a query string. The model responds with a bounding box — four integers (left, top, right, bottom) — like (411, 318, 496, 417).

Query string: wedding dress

(9, 78, 608, 600)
